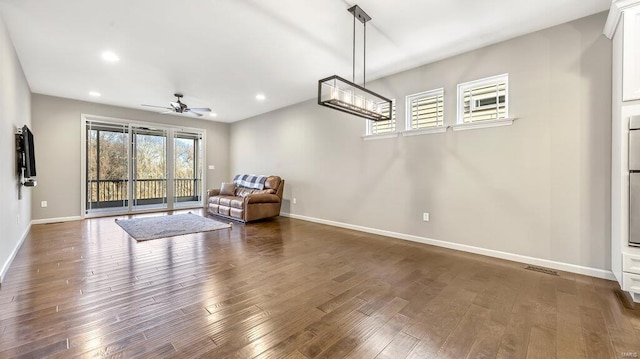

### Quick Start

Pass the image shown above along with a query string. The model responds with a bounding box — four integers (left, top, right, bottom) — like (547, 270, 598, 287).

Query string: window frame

(404, 88, 445, 135)
(364, 99, 397, 139)
(456, 74, 509, 125)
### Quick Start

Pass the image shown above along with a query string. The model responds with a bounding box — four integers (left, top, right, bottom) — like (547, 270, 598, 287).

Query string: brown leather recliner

(207, 176, 284, 222)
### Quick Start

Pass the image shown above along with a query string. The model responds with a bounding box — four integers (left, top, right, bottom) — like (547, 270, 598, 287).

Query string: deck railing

(87, 178, 201, 208)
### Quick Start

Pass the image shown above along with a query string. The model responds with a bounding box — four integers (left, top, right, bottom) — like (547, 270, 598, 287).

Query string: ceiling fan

(142, 93, 211, 117)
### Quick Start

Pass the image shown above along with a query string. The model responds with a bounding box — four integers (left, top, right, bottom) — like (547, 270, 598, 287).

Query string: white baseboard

(280, 212, 616, 281)
(31, 216, 82, 225)
(0, 223, 31, 284)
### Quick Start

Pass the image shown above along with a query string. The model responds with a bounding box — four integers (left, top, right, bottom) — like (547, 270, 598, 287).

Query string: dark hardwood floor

(0, 209, 638, 358)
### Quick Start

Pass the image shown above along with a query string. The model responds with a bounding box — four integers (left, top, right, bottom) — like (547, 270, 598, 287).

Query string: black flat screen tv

(19, 125, 36, 178)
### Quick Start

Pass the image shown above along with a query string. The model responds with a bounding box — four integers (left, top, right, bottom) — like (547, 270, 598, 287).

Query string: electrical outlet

(41, 201, 48, 208)
(423, 212, 429, 221)
(293, 198, 297, 205)
(208, 165, 215, 170)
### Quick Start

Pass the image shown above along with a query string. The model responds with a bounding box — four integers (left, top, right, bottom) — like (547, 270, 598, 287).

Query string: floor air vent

(524, 265, 559, 276)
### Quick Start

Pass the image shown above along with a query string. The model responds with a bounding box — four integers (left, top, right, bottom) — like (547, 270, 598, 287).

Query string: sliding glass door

(86, 122, 129, 213)
(84, 118, 204, 216)
(132, 126, 168, 211)
(174, 131, 203, 207)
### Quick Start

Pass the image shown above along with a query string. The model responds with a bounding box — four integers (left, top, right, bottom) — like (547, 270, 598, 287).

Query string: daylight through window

(368, 100, 396, 135)
(458, 74, 508, 124)
(405, 89, 444, 131)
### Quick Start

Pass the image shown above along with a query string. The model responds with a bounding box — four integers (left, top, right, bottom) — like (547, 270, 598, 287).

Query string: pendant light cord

(352, 13, 356, 84)
(351, 7, 368, 87)
(363, 22, 366, 87)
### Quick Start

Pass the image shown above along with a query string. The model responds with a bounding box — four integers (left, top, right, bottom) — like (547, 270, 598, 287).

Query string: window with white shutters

(367, 100, 396, 135)
(405, 89, 444, 131)
(457, 74, 508, 124)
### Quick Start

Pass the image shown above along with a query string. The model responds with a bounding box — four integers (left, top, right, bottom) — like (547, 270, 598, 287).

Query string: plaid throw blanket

(233, 174, 268, 190)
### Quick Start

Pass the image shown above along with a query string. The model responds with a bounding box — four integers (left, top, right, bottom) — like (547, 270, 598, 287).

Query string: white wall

(30, 94, 230, 221)
(0, 14, 32, 283)
(231, 13, 613, 274)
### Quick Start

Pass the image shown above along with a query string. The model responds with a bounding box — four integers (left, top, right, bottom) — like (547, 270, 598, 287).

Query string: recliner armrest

(246, 193, 280, 204)
(208, 189, 221, 197)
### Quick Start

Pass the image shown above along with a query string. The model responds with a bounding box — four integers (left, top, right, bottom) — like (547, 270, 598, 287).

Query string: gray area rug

(115, 213, 231, 241)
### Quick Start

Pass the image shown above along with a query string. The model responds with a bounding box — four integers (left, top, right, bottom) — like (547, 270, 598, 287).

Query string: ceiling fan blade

(188, 107, 212, 112)
(170, 101, 181, 110)
(159, 110, 174, 114)
(142, 104, 173, 110)
(185, 109, 203, 117)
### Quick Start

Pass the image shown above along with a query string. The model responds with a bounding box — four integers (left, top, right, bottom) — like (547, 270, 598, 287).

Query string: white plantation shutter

(369, 100, 396, 135)
(458, 74, 508, 124)
(406, 89, 444, 130)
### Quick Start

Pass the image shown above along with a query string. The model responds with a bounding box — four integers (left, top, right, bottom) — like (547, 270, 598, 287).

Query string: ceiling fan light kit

(318, 5, 392, 122)
(142, 93, 212, 117)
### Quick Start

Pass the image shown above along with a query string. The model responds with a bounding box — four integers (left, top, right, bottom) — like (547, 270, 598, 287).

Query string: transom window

(457, 74, 508, 124)
(405, 88, 444, 131)
(367, 100, 396, 135)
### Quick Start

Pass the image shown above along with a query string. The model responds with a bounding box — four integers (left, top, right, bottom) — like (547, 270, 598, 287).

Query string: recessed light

(101, 51, 119, 63)
(255, 93, 266, 101)
(89, 91, 101, 97)
(209, 113, 217, 117)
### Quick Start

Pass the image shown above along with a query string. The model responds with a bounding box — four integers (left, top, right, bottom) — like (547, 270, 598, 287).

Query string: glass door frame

(131, 125, 169, 212)
(81, 114, 206, 218)
(85, 120, 130, 214)
(173, 130, 204, 208)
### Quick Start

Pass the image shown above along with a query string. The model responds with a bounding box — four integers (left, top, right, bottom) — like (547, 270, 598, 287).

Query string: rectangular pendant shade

(318, 75, 392, 122)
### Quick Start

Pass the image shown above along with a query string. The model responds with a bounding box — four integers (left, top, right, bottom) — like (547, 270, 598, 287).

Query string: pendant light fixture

(317, 5, 392, 122)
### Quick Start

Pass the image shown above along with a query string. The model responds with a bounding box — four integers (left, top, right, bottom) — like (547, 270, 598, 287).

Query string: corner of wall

(0, 13, 33, 284)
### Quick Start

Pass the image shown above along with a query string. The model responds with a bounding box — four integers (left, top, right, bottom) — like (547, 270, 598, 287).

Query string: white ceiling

(0, 0, 611, 123)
